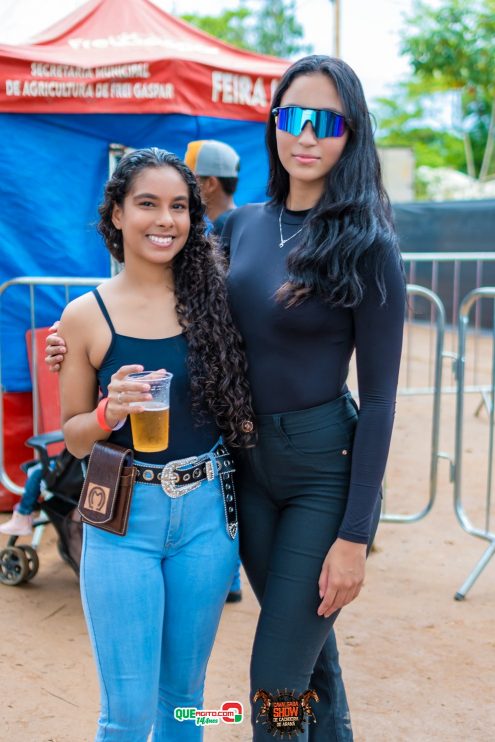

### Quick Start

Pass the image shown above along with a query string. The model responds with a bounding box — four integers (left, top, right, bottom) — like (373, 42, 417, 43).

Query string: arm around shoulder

(58, 297, 107, 458)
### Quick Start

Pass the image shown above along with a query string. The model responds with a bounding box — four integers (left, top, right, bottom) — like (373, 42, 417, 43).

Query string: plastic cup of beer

(126, 371, 173, 453)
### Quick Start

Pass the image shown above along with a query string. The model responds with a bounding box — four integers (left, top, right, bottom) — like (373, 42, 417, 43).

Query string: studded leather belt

(134, 441, 238, 539)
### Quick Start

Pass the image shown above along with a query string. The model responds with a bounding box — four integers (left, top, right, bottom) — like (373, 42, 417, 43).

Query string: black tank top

(93, 290, 219, 464)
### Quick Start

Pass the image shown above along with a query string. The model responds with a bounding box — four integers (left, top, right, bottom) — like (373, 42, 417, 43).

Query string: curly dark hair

(266, 55, 402, 308)
(97, 147, 255, 447)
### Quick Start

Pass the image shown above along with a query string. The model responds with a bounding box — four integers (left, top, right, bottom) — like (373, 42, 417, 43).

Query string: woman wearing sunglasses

(222, 55, 405, 739)
(45, 55, 404, 741)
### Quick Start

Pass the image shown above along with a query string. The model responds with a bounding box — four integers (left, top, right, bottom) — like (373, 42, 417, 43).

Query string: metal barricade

(402, 252, 495, 395)
(1, 272, 493, 598)
(380, 253, 495, 525)
(0, 276, 105, 495)
(452, 287, 495, 599)
(380, 284, 446, 522)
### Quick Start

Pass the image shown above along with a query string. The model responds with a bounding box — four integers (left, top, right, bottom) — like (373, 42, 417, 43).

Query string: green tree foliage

(376, 90, 466, 168)
(181, 0, 311, 59)
(375, 0, 495, 181)
(252, 0, 311, 57)
(181, 8, 252, 51)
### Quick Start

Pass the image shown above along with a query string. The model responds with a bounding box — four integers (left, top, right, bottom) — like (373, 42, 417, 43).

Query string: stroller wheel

(17, 545, 40, 581)
(0, 546, 29, 586)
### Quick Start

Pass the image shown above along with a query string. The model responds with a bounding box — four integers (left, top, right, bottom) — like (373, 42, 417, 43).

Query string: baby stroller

(0, 327, 86, 586)
(0, 431, 86, 586)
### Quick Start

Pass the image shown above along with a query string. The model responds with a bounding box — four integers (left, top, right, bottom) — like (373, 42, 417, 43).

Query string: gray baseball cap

(185, 139, 240, 178)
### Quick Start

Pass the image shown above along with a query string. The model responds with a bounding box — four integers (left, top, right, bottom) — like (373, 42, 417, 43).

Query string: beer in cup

(126, 371, 173, 453)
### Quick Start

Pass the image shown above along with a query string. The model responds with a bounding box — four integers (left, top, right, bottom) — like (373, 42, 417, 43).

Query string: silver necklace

(278, 207, 305, 248)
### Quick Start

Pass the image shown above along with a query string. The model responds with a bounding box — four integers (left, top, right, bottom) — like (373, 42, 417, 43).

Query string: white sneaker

(0, 510, 33, 536)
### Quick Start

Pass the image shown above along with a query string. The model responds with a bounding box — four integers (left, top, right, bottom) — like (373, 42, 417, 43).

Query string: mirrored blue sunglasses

(272, 106, 347, 138)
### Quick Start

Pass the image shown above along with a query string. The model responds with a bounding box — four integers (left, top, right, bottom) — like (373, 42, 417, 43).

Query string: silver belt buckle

(160, 456, 202, 499)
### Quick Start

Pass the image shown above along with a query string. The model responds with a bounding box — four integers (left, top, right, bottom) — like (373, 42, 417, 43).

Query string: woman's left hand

(317, 538, 367, 618)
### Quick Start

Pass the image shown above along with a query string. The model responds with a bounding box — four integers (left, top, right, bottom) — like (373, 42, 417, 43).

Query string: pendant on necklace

(278, 206, 305, 248)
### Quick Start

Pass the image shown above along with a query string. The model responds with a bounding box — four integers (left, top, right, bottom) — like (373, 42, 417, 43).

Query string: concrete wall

(378, 146, 415, 203)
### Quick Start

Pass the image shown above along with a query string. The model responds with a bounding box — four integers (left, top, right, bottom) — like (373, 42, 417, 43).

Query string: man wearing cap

(184, 139, 240, 237)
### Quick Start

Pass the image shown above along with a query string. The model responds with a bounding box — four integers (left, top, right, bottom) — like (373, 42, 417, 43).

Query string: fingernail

(319, 590, 323, 598)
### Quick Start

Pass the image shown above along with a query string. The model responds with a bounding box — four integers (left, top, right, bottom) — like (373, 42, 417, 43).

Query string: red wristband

(96, 397, 113, 431)
(96, 397, 127, 432)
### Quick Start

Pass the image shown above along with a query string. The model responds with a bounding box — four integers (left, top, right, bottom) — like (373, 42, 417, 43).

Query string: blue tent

(0, 112, 269, 391)
(0, 0, 288, 392)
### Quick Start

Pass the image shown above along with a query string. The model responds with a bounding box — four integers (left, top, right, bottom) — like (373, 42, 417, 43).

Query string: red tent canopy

(0, 0, 289, 121)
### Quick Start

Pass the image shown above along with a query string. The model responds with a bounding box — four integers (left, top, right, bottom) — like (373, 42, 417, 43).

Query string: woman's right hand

(105, 366, 165, 429)
(45, 321, 66, 372)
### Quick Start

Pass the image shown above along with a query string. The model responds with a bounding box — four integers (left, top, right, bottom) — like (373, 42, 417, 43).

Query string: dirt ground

(1, 325, 494, 741)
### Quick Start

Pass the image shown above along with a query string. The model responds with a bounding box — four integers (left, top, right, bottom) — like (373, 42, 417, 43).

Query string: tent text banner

(2, 60, 280, 119)
(0, 0, 288, 121)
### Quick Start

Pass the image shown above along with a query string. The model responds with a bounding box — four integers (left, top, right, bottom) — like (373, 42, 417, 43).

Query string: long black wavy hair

(266, 55, 402, 308)
(98, 147, 255, 447)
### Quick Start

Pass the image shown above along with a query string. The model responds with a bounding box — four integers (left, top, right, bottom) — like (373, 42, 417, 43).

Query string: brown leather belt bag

(78, 441, 136, 536)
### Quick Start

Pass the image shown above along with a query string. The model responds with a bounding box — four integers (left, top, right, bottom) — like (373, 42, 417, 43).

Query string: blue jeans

(80, 455, 239, 741)
(17, 463, 43, 514)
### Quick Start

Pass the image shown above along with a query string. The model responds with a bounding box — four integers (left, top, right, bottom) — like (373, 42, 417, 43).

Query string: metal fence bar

(453, 287, 495, 599)
(400, 252, 495, 396)
(28, 283, 40, 436)
(486, 314, 495, 534)
(0, 276, 105, 494)
(381, 285, 445, 523)
(473, 260, 483, 387)
(405, 262, 416, 389)
(429, 261, 439, 388)
(401, 252, 495, 262)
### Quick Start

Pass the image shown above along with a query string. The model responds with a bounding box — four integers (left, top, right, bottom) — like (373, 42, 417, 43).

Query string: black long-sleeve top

(222, 202, 405, 544)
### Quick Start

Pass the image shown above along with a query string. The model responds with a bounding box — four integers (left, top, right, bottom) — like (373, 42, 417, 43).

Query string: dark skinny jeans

(236, 393, 381, 741)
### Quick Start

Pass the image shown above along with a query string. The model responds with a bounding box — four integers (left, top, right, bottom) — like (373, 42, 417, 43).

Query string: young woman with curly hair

(58, 147, 254, 742)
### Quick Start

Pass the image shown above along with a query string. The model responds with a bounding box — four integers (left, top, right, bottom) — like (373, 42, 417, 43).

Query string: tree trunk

(479, 98, 495, 181)
(464, 132, 476, 178)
